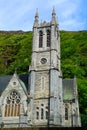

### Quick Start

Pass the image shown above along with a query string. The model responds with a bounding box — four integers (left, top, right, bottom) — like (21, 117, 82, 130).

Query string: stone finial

(34, 8, 39, 27)
(13, 68, 19, 79)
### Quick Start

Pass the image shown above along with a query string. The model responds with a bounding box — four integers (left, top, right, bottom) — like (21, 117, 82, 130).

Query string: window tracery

(4, 90, 21, 117)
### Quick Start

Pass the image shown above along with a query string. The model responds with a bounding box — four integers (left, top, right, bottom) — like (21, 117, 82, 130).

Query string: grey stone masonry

(29, 8, 64, 127)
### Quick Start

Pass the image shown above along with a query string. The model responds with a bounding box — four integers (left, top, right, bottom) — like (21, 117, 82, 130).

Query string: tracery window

(47, 30, 51, 47)
(4, 90, 21, 117)
(39, 30, 43, 48)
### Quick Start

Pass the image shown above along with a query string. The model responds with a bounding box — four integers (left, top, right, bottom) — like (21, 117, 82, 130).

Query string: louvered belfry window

(4, 90, 21, 117)
(39, 30, 43, 48)
(47, 30, 51, 47)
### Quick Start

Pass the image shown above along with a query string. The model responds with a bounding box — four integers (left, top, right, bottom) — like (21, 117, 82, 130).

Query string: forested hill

(0, 30, 87, 125)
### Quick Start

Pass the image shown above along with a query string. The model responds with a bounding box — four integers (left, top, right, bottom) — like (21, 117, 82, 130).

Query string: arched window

(4, 90, 21, 117)
(65, 107, 68, 120)
(46, 111, 48, 119)
(36, 104, 48, 120)
(36, 111, 39, 119)
(41, 108, 44, 119)
(47, 30, 51, 47)
(39, 31, 43, 48)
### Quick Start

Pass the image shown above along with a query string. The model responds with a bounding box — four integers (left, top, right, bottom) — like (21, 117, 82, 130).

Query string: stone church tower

(0, 8, 81, 128)
(29, 8, 64, 126)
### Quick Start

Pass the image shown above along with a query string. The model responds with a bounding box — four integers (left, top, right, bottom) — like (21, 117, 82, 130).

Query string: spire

(34, 8, 39, 27)
(51, 7, 56, 24)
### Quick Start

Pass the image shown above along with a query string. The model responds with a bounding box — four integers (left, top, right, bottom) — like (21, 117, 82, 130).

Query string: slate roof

(19, 74, 28, 90)
(0, 75, 12, 95)
(0, 74, 28, 95)
(0, 73, 76, 101)
(63, 79, 75, 100)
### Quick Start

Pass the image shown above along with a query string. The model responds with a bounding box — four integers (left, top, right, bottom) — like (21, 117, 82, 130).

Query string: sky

(0, 0, 87, 31)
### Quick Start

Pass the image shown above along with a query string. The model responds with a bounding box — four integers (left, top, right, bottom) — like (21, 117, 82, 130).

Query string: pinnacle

(52, 7, 56, 15)
(35, 8, 38, 17)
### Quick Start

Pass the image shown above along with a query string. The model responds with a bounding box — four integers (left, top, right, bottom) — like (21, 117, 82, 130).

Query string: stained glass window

(4, 90, 21, 117)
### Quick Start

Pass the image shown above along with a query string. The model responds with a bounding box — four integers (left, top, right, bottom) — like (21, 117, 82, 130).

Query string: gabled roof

(63, 79, 75, 100)
(0, 73, 76, 101)
(0, 74, 28, 95)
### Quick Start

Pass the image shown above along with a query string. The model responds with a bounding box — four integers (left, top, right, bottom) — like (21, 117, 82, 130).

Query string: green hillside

(0, 30, 87, 126)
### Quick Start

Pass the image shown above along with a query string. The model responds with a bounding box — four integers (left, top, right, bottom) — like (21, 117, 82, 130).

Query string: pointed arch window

(39, 30, 43, 48)
(46, 111, 48, 119)
(4, 90, 21, 117)
(65, 107, 68, 120)
(36, 104, 48, 120)
(36, 111, 39, 119)
(41, 108, 44, 119)
(47, 30, 51, 47)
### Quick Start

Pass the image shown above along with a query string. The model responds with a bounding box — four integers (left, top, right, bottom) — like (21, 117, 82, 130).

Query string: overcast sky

(0, 0, 87, 31)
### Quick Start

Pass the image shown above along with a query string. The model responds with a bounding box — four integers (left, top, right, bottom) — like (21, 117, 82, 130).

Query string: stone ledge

(0, 127, 84, 130)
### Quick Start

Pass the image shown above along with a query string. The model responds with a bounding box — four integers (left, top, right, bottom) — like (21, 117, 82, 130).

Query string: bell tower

(29, 8, 64, 126)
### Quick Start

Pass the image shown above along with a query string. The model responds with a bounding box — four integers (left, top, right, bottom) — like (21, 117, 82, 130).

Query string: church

(0, 9, 81, 128)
